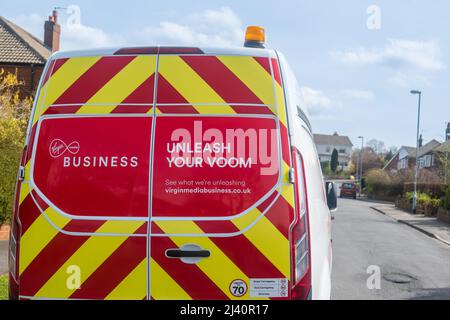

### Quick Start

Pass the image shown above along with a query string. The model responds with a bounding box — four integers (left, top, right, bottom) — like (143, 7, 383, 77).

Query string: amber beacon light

(244, 26, 266, 48)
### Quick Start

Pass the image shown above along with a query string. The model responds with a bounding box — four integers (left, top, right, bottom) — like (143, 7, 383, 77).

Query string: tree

(351, 146, 384, 176)
(330, 148, 339, 173)
(0, 69, 32, 224)
(384, 150, 394, 163)
(366, 139, 386, 155)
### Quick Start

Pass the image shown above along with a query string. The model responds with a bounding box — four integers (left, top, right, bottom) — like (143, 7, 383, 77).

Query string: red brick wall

(385, 153, 400, 171)
(0, 64, 45, 98)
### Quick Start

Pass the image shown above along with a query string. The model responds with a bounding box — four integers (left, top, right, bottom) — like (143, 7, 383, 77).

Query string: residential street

(332, 198, 450, 300)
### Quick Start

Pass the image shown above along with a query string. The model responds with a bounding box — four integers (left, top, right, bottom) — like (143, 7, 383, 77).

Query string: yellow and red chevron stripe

(32, 55, 156, 126)
(19, 198, 148, 299)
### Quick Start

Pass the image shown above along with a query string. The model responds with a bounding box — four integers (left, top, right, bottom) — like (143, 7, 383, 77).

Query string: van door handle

(166, 249, 211, 259)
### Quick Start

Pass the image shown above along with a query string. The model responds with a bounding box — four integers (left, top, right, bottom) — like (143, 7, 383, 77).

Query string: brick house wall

(0, 63, 44, 97)
(384, 153, 400, 172)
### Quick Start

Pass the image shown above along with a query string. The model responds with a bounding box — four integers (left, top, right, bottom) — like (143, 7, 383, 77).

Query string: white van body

(9, 45, 332, 300)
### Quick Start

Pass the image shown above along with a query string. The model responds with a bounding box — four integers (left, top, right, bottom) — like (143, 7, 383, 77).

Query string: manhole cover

(383, 273, 418, 284)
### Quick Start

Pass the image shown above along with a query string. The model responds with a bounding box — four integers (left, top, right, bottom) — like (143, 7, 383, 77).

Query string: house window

(326, 147, 331, 153)
(398, 158, 407, 170)
(425, 155, 432, 167)
(339, 149, 346, 154)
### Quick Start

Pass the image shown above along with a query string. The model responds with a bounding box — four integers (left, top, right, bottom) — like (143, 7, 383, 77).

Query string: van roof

(50, 46, 279, 60)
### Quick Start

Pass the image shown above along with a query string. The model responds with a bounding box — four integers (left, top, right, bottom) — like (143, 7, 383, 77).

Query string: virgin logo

(49, 139, 80, 158)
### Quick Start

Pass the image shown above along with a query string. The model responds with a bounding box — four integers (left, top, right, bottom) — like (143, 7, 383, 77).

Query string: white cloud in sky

(300, 86, 332, 116)
(9, 13, 44, 37)
(61, 23, 126, 50)
(138, 7, 244, 46)
(10, 12, 126, 50)
(330, 39, 445, 88)
(300, 87, 375, 116)
(330, 39, 445, 72)
(10, 6, 243, 50)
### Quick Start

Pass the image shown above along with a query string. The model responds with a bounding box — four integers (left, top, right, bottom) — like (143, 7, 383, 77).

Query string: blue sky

(4, 0, 449, 149)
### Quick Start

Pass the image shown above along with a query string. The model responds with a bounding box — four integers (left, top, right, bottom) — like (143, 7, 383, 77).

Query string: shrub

(0, 70, 32, 225)
(365, 169, 403, 199)
(405, 191, 441, 211)
(403, 183, 447, 199)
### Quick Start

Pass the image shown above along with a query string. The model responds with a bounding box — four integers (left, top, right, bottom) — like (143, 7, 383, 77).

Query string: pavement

(332, 198, 450, 300)
(370, 204, 450, 246)
(0, 240, 7, 275)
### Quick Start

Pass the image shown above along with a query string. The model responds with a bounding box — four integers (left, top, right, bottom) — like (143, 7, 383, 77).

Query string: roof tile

(313, 133, 353, 147)
(0, 16, 50, 64)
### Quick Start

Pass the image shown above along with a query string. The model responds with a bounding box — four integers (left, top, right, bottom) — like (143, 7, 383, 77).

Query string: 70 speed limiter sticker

(229, 278, 289, 298)
(229, 279, 248, 297)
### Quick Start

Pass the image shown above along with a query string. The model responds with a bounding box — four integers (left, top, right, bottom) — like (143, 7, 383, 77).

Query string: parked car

(9, 26, 335, 300)
(340, 182, 358, 199)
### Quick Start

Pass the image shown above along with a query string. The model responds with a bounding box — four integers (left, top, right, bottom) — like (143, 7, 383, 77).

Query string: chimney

(419, 134, 423, 148)
(44, 10, 61, 52)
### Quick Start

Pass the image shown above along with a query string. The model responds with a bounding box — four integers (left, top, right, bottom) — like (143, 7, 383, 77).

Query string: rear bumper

(340, 191, 356, 197)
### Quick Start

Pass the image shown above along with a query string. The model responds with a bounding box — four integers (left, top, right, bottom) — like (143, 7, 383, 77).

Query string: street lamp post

(358, 136, 364, 198)
(410, 90, 422, 214)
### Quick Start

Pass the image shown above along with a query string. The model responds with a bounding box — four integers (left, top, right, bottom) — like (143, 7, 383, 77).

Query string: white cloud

(299, 87, 333, 116)
(340, 89, 375, 102)
(10, 6, 243, 50)
(299, 87, 375, 116)
(330, 39, 445, 72)
(10, 12, 125, 50)
(9, 13, 44, 38)
(61, 24, 126, 50)
(138, 7, 244, 46)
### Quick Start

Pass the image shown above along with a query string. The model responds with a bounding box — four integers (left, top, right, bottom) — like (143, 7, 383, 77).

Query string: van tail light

(290, 149, 312, 300)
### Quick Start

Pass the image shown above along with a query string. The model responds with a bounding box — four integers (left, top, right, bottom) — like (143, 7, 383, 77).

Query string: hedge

(403, 183, 447, 199)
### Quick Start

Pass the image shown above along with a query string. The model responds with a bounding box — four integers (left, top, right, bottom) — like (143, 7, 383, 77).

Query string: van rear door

(149, 52, 295, 300)
(18, 54, 156, 299)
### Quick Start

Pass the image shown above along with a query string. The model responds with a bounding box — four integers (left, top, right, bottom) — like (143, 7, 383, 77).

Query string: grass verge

(0, 274, 8, 300)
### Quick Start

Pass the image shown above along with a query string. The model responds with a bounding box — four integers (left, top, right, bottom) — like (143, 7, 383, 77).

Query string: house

(0, 10, 60, 97)
(384, 123, 450, 177)
(384, 140, 443, 172)
(384, 146, 414, 172)
(313, 132, 353, 170)
(384, 146, 416, 172)
(417, 140, 441, 169)
(385, 141, 441, 172)
(416, 140, 449, 173)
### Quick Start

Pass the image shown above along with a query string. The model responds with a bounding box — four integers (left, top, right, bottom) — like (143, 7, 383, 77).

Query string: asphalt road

(332, 198, 450, 300)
